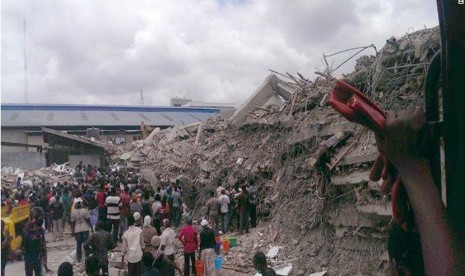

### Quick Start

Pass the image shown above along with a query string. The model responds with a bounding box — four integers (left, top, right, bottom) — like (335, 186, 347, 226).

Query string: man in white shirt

(159, 219, 177, 276)
(218, 189, 230, 234)
(122, 213, 144, 276)
(105, 188, 122, 243)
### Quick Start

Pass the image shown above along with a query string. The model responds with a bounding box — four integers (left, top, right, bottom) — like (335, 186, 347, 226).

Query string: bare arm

(374, 107, 465, 275)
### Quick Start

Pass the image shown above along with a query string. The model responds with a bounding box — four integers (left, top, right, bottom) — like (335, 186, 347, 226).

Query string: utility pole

(24, 19, 28, 104)
(140, 89, 144, 106)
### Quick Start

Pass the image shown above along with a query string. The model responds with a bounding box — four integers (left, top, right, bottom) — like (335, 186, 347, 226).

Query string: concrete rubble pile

(1, 162, 75, 189)
(120, 27, 438, 275)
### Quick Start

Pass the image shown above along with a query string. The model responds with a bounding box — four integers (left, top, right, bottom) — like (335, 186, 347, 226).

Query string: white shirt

(122, 226, 144, 263)
(218, 194, 230, 213)
(159, 227, 177, 255)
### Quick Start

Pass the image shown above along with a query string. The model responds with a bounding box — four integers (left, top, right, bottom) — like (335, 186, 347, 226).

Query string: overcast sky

(1, 0, 438, 107)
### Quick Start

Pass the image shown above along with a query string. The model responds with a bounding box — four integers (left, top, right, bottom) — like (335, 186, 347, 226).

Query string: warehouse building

(1, 103, 231, 169)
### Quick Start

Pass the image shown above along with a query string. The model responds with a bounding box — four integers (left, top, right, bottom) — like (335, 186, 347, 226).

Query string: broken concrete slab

(331, 171, 370, 186)
(167, 125, 191, 142)
(329, 206, 373, 228)
(357, 203, 393, 218)
(229, 74, 294, 126)
(336, 152, 378, 167)
(288, 122, 356, 146)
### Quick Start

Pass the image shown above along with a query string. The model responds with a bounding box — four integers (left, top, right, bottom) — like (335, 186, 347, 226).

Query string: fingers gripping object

(329, 79, 411, 228)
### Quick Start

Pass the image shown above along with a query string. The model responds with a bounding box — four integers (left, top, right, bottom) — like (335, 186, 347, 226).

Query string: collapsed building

(123, 26, 440, 275)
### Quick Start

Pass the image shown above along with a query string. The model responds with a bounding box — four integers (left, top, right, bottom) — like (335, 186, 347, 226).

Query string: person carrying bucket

(199, 219, 217, 276)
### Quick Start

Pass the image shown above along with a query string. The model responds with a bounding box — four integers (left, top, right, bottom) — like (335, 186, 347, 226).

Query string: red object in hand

(329, 79, 385, 132)
(330, 79, 410, 228)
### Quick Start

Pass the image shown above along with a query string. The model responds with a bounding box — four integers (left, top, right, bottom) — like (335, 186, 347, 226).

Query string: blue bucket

(215, 256, 223, 270)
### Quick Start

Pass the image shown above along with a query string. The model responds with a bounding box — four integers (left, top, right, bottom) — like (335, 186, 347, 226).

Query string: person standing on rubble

(61, 187, 73, 230)
(247, 183, 258, 228)
(82, 187, 98, 229)
(71, 201, 93, 262)
(199, 219, 216, 276)
(237, 185, 250, 234)
(206, 191, 220, 232)
(23, 218, 46, 276)
(49, 196, 64, 241)
(152, 194, 163, 235)
(96, 183, 107, 228)
(122, 214, 145, 276)
(120, 186, 131, 239)
(178, 217, 198, 276)
(218, 189, 230, 234)
(159, 219, 177, 276)
(142, 216, 157, 253)
(105, 187, 122, 243)
(171, 186, 182, 228)
(85, 221, 114, 276)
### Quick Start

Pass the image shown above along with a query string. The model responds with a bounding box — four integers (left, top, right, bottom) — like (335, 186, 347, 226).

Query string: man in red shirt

(178, 217, 198, 276)
(119, 186, 131, 240)
(96, 184, 107, 226)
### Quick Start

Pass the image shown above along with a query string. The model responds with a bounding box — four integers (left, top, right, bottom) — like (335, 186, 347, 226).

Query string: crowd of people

(1, 163, 266, 276)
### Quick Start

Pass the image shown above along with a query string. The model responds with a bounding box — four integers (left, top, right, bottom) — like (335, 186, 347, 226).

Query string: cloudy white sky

(1, 0, 438, 106)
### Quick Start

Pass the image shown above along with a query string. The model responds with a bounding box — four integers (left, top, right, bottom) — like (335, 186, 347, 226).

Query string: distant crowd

(1, 161, 268, 276)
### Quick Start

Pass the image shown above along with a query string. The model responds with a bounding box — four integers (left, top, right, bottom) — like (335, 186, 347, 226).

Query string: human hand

(374, 106, 427, 168)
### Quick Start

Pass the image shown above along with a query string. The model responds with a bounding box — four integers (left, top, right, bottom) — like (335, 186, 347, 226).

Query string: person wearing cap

(178, 217, 198, 276)
(142, 216, 157, 253)
(151, 236, 183, 276)
(159, 219, 177, 276)
(122, 213, 145, 276)
(134, 212, 142, 226)
(200, 219, 216, 276)
(71, 200, 93, 262)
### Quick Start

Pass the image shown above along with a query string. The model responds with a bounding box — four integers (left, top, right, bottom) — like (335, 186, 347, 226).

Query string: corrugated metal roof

(1, 104, 219, 128)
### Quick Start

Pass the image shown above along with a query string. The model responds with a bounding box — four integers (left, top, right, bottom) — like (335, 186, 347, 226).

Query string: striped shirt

(106, 196, 121, 220)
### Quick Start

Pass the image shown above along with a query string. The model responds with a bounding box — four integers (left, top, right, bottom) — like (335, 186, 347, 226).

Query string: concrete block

(329, 206, 373, 228)
(331, 171, 370, 186)
(357, 203, 392, 218)
(336, 152, 378, 167)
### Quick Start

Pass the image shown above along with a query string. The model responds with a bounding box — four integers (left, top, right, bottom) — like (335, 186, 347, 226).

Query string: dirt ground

(4, 224, 250, 276)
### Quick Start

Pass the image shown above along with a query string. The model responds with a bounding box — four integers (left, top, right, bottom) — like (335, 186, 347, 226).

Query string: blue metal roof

(1, 104, 220, 128)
